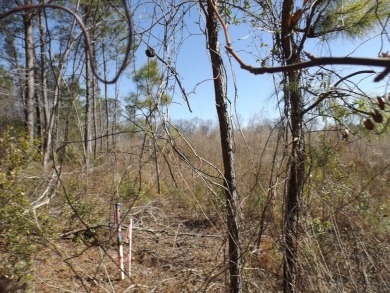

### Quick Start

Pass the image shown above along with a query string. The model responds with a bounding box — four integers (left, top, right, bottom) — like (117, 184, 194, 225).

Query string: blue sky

(111, 2, 389, 126)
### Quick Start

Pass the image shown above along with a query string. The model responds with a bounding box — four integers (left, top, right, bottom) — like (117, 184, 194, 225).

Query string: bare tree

(203, 0, 242, 291)
(279, 2, 305, 291)
(208, 1, 390, 292)
(22, 0, 35, 145)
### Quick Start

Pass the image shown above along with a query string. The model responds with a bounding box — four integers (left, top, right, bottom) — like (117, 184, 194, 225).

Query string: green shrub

(0, 128, 48, 284)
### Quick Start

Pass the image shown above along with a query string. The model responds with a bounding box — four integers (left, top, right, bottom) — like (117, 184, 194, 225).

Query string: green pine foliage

(313, 0, 390, 38)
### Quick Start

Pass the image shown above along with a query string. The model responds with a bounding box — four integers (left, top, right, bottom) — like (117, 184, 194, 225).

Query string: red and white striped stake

(115, 203, 125, 280)
(127, 218, 133, 276)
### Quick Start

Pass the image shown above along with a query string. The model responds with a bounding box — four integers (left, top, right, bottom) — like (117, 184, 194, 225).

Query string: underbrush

(1, 128, 389, 291)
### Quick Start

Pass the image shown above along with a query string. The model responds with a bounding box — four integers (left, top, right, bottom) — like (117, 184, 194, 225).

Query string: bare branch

(302, 70, 376, 115)
(236, 54, 390, 81)
(207, 1, 390, 81)
(0, 1, 133, 84)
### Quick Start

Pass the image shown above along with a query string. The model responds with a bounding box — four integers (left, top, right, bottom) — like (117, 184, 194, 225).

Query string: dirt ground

(33, 199, 231, 292)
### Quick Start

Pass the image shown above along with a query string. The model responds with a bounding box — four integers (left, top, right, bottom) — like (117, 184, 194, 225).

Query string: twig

(0, 1, 133, 84)
(207, 1, 390, 80)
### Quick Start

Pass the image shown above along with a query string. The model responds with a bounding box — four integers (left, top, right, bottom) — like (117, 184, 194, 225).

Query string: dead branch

(208, 0, 390, 81)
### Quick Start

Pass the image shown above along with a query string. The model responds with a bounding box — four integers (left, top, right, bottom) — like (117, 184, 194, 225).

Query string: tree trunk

(102, 44, 110, 151)
(42, 2, 78, 169)
(23, 0, 35, 145)
(43, 73, 62, 169)
(281, 1, 305, 292)
(35, 69, 42, 145)
(153, 136, 161, 194)
(92, 76, 97, 159)
(38, 2, 50, 163)
(84, 48, 92, 171)
(39, 0, 49, 133)
(91, 36, 98, 159)
(206, 1, 242, 292)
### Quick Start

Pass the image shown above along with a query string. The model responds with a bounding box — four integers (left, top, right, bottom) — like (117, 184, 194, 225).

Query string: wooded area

(0, 0, 389, 292)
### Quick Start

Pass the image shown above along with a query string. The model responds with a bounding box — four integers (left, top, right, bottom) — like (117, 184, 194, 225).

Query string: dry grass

(1, 126, 389, 292)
